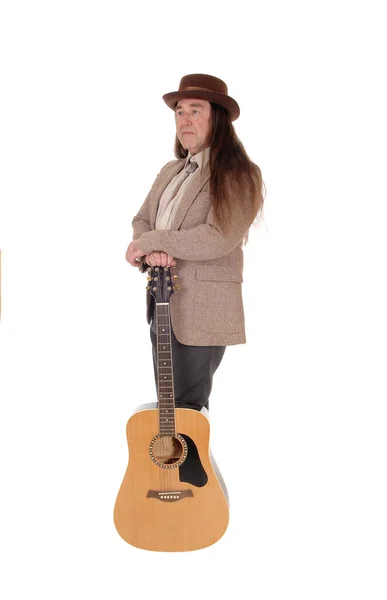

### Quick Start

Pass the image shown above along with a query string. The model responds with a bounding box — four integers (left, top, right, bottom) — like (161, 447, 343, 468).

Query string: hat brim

(163, 90, 240, 121)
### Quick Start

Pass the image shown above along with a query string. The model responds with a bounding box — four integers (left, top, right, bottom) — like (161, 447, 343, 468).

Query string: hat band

(182, 85, 216, 92)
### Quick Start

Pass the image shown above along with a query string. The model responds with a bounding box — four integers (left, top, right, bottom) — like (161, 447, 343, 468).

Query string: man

(126, 73, 264, 412)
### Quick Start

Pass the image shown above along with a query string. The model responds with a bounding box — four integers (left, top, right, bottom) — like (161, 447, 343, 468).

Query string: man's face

(174, 98, 212, 155)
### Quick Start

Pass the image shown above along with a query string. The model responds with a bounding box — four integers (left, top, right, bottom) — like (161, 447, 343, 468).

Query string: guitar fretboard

(156, 303, 176, 436)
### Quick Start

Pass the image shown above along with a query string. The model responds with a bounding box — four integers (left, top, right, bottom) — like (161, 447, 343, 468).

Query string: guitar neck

(155, 302, 176, 436)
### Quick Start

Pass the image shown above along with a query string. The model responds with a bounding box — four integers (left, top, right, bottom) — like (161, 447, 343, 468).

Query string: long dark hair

(174, 103, 265, 240)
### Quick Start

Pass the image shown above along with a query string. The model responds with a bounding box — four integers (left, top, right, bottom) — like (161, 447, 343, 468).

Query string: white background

(1, 1, 386, 598)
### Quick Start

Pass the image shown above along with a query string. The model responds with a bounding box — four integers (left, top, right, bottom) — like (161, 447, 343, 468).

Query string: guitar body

(114, 403, 229, 552)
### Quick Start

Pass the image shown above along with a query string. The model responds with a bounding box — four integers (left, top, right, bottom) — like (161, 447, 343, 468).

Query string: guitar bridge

(147, 490, 193, 503)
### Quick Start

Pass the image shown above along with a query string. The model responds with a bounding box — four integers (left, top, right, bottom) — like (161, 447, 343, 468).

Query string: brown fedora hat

(163, 73, 240, 121)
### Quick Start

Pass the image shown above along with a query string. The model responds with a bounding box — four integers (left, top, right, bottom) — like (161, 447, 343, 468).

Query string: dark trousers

(150, 314, 226, 412)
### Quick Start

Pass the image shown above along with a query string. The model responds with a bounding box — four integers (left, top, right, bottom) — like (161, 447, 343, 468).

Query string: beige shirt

(155, 145, 211, 230)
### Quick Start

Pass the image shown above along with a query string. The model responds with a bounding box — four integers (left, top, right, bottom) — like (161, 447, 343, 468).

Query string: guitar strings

(155, 301, 165, 492)
(155, 268, 176, 493)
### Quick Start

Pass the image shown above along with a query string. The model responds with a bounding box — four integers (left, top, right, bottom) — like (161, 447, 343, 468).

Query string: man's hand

(145, 252, 176, 268)
(126, 241, 176, 269)
(126, 240, 146, 267)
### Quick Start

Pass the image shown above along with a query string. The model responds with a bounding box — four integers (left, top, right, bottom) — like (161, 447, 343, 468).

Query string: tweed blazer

(132, 158, 256, 346)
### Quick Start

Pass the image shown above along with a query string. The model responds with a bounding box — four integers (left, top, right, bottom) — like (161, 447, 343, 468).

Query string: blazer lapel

(149, 160, 185, 229)
(171, 162, 211, 230)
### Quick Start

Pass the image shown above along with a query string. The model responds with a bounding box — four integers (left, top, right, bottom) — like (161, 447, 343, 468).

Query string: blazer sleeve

(136, 202, 253, 261)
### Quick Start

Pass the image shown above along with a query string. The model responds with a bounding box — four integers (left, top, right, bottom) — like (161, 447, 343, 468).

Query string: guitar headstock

(146, 266, 179, 303)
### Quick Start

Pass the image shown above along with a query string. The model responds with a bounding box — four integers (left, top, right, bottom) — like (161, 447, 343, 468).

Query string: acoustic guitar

(114, 265, 229, 552)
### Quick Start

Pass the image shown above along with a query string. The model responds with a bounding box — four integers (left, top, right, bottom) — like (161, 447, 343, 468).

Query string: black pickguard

(178, 433, 208, 487)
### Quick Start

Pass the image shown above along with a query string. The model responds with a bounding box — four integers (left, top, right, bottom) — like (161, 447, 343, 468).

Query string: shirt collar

(184, 145, 211, 171)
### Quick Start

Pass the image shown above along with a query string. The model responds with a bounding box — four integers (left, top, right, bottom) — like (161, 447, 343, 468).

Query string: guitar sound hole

(152, 436, 184, 466)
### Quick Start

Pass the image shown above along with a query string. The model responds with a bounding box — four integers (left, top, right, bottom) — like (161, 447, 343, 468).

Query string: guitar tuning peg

(147, 276, 152, 281)
(174, 284, 180, 292)
(146, 286, 151, 290)
(147, 267, 151, 272)
(173, 274, 178, 279)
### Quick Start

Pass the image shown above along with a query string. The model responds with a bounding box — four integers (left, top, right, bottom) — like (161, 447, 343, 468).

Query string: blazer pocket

(194, 266, 244, 333)
(195, 266, 243, 283)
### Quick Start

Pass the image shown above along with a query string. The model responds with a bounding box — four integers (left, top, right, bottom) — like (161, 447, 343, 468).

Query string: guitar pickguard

(178, 433, 208, 487)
